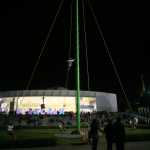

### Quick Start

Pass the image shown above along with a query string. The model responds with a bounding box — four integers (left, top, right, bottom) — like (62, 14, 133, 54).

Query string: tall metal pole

(76, 0, 80, 132)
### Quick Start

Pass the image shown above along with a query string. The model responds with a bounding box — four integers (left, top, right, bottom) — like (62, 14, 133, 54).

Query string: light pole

(76, 0, 80, 132)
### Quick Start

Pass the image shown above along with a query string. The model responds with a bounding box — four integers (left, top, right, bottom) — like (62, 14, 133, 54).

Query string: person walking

(88, 118, 101, 150)
(104, 119, 114, 150)
(113, 117, 126, 150)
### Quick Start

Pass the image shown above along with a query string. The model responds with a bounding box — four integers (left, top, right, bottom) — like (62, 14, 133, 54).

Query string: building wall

(0, 90, 118, 114)
(96, 92, 118, 112)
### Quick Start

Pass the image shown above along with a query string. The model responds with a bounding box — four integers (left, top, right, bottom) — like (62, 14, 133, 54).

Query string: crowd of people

(0, 110, 150, 129)
(0, 111, 111, 128)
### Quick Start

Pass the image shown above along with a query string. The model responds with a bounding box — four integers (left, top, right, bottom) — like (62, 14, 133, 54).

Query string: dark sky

(0, 0, 150, 100)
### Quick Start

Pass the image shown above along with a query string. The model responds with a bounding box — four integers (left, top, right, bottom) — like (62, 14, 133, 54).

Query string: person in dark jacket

(113, 117, 126, 150)
(88, 118, 101, 150)
(104, 119, 114, 150)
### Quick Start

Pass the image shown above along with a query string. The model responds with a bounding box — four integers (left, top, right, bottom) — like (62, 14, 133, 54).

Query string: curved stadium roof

(0, 89, 115, 98)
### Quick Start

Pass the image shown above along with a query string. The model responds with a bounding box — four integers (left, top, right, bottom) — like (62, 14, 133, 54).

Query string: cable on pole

(87, 0, 132, 111)
(82, 0, 90, 91)
(25, 0, 65, 90)
(14, 0, 65, 111)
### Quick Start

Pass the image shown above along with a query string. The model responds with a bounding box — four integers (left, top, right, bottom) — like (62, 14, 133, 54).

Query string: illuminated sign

(16, 108, 65, 115)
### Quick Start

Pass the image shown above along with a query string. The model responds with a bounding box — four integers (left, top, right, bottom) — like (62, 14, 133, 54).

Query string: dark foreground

(3, 141, 150, 150)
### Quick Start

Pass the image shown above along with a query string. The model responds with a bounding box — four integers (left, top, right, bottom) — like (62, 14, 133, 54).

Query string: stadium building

(0, 89, 118, 115)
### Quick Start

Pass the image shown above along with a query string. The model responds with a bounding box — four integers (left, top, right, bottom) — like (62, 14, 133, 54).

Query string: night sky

(0, 0, 150, 101)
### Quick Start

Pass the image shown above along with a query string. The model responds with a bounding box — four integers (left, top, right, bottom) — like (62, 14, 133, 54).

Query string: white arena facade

(0, 90, 118, 115)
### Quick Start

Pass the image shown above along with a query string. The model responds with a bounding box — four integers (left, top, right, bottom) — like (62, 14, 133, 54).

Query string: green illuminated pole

(76, 0, 80, 132)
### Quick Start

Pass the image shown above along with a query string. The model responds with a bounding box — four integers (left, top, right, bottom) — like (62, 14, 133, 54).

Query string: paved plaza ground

(3, 141, 150, 150)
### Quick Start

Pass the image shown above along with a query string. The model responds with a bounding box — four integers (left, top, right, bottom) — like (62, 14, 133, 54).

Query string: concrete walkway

(3, 141, 150, 150)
